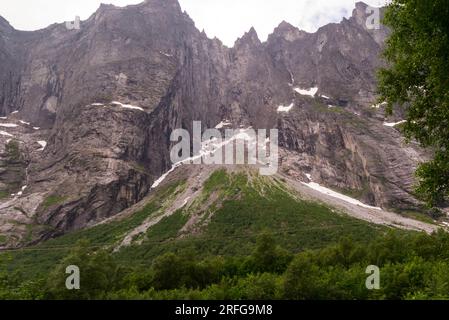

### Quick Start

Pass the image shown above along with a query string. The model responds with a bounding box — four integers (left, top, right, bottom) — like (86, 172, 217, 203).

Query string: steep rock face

(225, 28, 290, 130)
(0, 0, 199, 127)
(277, 100, 427, 210)
(0, 0, 235, 241)
(265, 3, 388, 107)
(0, 17, 23, 116)
(0, 0, 431, 247)
(32, 104, 152, 233)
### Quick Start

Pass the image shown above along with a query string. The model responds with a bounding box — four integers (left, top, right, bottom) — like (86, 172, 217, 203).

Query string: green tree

(283, 253, 323, 300)
(44, 240, 121, 300)
(249, 233, 292, 274)
(378, 0, 449, 206)
(150, 251, 214, 290)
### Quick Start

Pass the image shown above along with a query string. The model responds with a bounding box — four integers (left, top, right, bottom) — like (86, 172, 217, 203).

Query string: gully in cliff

(169, 121, 279, 176)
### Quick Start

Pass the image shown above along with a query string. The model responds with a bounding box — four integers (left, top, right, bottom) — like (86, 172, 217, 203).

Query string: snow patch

(11, 111, 18, 114)
(151, 168, 175, 189)
(0, 123, 18, 128)
(277, 103, 294, 113)
(122, 104, 145, 111)
(302, 180, 382, 211)
(37, 141, 47, 151)
(0, 131, 13, 137)
(294, 87, 318, 97)
(181, 197, 191, 208)
(91, 103, 104, 106)
(159, 51, 173, 57)
(111, 101, 144, 112)
(19, 120, 30, 126)
(372, 102, 387, 109)
(215, 121, 232, 129)
(33, 127, 40, 130)
(320, 95, 330, 99)
(384, 120, 406, 127)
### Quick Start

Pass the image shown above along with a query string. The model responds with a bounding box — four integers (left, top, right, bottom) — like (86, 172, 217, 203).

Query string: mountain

(0, 0, 440, 248)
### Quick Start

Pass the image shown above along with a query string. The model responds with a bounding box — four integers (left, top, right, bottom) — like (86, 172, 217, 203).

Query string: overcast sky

(0, 0, 387, 46)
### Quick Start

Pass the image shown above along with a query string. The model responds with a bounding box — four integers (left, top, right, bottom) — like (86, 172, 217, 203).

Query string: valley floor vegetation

(2, 230, 449, 300)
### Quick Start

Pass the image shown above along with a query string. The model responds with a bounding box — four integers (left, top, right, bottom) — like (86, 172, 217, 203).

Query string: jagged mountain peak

(353, 1, 370, 20)
(355, 1, 370, 9)
(235, 27, 261, 47)
(269, 20, 308, 42)
(350, 1, 383, 28)
(276, 20, 297, 31)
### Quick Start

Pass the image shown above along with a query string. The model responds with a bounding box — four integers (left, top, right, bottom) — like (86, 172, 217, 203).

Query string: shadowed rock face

(0, 0, 427, 247)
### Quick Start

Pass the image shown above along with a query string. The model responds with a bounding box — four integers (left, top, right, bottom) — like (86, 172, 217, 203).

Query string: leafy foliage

(378, 0, 449, 205)
(2, 230, 449, 299)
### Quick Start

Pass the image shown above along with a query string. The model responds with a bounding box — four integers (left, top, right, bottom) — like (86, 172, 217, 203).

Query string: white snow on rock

(37, 141, 47, 151)
(372, 102, 387, 109)
(33, 127, 40, 130)
(181, 197, 191, 208)
(294, 87, 318, 97)
(111, 101, 144, 112)
(0, 123, 18, 128)
(302, 175, 381, 211)
(91, 103, 104, 106)
(384, 120, 406, 127)
(14, 186, 26, 197)
(19, 120, 30, 126)
(159, 51, 173, 57)
(215, 121, 232, 129)
(11, 111, 18, 114)
(122, 104, 145, 111)
(152, 128, 260, 189)
(0, 117, 7, 120)
(321, 95, 330, 99)
(277, 103, 294, 113)
(0, 131, 13, 137)
(151, 167, 176, 189)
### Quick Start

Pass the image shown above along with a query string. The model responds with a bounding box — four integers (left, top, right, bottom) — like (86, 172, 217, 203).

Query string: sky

(0, 0, 387, 47)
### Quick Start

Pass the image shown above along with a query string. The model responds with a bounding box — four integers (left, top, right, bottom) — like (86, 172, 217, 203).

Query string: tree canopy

(378, 0, 449, 206)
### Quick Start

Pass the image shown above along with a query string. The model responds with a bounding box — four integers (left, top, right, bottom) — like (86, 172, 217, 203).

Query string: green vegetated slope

(4, 168, 449, 300)
(115, 169, 388, 263)
(1, 169, 387, 276)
